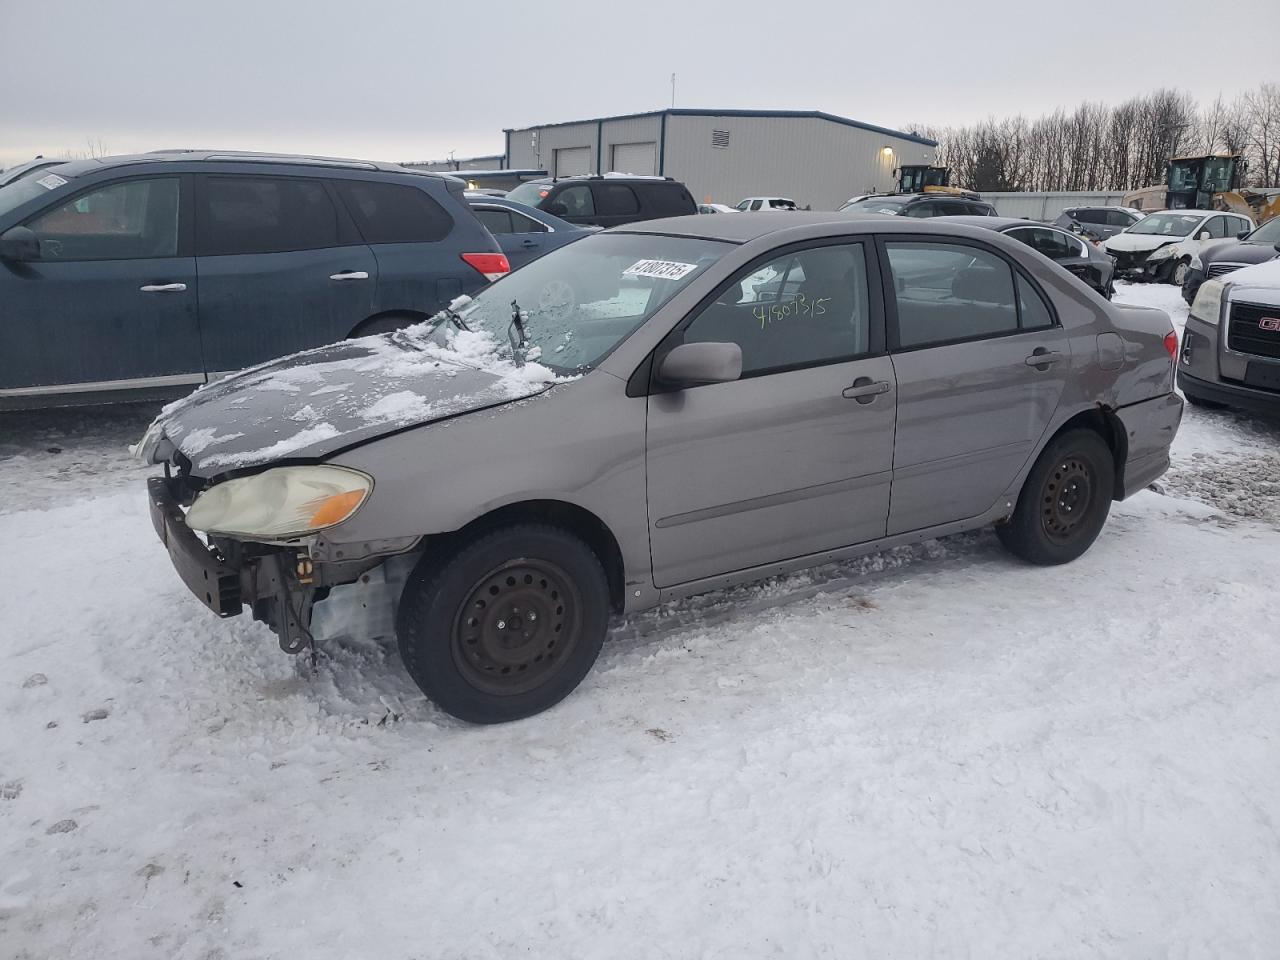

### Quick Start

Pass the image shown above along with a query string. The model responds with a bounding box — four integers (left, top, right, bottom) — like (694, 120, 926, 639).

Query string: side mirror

(0, 226, 40, 262)
(1238, 229, 1252, 240)
(1197, 231, 1210, 240)
(656, 342, 742, 388)
(544, 202, 568, 217)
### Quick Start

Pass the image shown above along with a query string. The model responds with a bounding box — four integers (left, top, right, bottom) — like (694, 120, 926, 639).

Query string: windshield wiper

(508, 299, 530, 366)
(430, 295, 473, 332)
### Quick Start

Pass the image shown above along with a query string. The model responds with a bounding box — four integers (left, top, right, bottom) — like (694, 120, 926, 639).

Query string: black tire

(349, 313, 419, 338)
(995, 429, 1114, 565)
(395, 524, 610, 724)
(1171, 258, 1191, 287)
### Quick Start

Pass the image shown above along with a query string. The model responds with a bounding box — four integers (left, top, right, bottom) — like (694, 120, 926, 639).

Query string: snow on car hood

(1223, 257, 1280, 306)
(1104, 233, 1182, 254)
(138, 328, 564, 476)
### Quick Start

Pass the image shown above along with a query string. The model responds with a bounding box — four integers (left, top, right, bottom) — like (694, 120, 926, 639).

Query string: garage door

(611, 141, 656, 176)
(553, 147, 591, 178)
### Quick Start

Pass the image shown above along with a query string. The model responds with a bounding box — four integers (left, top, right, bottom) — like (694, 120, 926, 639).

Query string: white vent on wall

(711, 129, 730, 149)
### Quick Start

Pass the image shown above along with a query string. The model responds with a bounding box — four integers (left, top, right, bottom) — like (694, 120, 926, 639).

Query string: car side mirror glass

(0, 226, 40, 262)
(544, 203, 568, 217)
(656, 342, 742, 389)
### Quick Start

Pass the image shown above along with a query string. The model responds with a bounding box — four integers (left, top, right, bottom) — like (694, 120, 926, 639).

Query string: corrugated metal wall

(507, 122, 602, 174)
(503, 112, 936, 210)
(981, 191, 1129, 220)
(665, 115, 934, 210)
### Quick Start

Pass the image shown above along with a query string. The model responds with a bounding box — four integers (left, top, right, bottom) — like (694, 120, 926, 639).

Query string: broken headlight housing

(185, 466, 372, 541)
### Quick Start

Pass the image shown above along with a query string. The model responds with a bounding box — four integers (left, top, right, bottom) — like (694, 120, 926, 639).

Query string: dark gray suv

(0, 151, 508, 409)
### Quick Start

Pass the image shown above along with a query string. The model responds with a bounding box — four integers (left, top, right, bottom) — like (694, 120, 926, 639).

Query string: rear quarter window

(644, 184, 696, 217)
(335, 180, 453, 243)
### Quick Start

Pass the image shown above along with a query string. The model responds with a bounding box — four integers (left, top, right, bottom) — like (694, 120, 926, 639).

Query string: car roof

(526, 174, 678, 185)
(36, 150, 452, 180)
(616, 211, 1020, 244)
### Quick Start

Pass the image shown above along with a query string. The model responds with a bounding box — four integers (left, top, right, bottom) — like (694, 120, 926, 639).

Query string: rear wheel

(996, 429, 1114, 565)
(396, 524, 610, 723)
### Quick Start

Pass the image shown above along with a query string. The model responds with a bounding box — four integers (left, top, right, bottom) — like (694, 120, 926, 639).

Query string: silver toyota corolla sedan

(139, 214, 1184, 723)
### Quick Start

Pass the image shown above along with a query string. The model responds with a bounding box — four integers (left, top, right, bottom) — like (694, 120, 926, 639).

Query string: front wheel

(396, 524, 610, 723)
(996, 429, 1114, 565)
(1171, 258, 1191, 286)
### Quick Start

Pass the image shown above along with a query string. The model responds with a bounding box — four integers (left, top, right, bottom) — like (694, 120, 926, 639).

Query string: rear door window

(646, 184, 694, 216)
(594, 183, 641, 217)
(27, 177, 180, 260)
(333, 180, 453, 243)
(885, 242, 1020, 349)
(199, 176, 341, 255)
(902, 201, 939, 218)
(1007, 226, 1078, 261)
(554, 185, 595, 217)
(1106, 210, 1135, 227)
(472, 206, 515, 235)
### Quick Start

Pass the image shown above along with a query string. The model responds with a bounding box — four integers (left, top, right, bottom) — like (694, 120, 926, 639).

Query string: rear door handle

(520, 239, 539, 247)
(1025, 349, 1065, 368)
(842, 378, 891, 403)
(330, 271, 370, 281)
(140, 283, 187, 293)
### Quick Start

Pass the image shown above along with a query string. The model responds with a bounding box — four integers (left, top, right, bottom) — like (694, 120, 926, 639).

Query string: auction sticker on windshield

(623, 259, 699, 281)
(36, 173, 68, 190)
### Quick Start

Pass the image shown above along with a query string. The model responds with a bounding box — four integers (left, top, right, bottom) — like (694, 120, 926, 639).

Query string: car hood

(1224, 258, 1280, 306)
(1104, 233, 1183, 253)
(138, 329, 561, 477)
(1203, 240, 1279, 266)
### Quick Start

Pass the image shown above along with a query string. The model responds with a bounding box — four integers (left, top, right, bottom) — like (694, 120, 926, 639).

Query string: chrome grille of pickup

(1227, 301, 1280, 360)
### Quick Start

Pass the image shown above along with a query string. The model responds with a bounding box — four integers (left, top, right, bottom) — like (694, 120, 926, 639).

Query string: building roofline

(503, 108, 938, 147)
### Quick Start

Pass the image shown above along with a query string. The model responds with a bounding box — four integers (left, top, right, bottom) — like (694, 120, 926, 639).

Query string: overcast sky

(3, 0, 1278, 171)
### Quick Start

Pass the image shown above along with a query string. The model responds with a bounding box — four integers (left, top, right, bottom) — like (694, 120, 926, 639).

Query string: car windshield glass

(1248, 218, 1280, 243)
(1127, 213, 1202, 237)
(842, 197, 907, 214)
(438, 232, 730, 374)
(506, 181, 551, 207)
(0, 176, 63, 218)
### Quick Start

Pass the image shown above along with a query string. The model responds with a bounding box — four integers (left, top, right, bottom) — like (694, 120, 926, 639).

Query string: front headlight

(1190, 254, 1203, 271)
(185, 466, 372, 540)
(1147, 244, 1175, 262)
(1189, 279, 1225, 326)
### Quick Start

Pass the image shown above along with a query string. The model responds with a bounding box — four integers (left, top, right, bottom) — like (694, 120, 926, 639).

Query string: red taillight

(461, 252, 510, 282)
(1163, 330, 1178, 359)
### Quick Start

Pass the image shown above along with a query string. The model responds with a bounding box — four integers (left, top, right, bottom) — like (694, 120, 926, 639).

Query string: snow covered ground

(2, 282, 1278, 958)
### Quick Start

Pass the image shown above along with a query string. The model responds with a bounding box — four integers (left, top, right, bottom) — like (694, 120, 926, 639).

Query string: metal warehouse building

(502, 109, 937, 211)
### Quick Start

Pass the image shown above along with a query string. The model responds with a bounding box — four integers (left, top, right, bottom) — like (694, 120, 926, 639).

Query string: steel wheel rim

(451, 558, 582, 696)
(1041, 456, 1095, 543)
(1174, 262, 1187, 284)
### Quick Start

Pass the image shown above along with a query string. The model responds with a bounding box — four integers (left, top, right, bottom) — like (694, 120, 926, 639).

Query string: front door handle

(330, 271, 370, 281)
(140, 283, 187, 293)
(842, 378, 891, 404)
(1025, 349, 1065, 369)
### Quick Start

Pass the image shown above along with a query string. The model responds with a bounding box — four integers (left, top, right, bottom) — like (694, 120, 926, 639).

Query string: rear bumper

(1115, 393, 1183, 499)
(1178, 370, 1280, 417)
(147, 477, 242, 617)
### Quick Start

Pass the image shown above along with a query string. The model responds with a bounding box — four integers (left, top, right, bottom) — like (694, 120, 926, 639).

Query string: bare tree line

(908, 84, 1280, 193)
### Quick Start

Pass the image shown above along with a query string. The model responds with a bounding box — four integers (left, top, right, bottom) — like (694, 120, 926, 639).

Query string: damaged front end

(147, 454, 418, 657)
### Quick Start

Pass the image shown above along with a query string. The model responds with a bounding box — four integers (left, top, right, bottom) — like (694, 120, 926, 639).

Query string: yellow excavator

(894, 165, 982, 200)
(1123, 153, 1280, 224)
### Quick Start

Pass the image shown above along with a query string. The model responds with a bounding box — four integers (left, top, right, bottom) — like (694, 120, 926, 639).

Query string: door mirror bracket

(0, 226, 40, 262)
